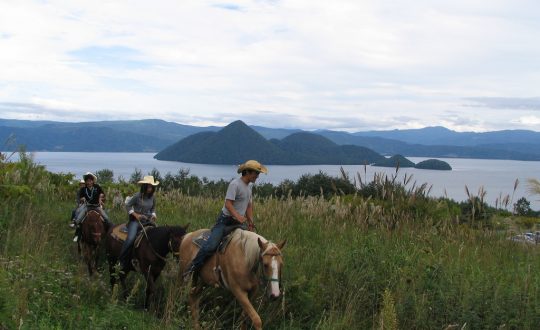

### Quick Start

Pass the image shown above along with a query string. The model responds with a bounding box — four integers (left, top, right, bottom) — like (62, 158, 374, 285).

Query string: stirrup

(182, 266, 196, 280)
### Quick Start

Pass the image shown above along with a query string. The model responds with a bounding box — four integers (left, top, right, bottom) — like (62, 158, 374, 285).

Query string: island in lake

(154, 120, 451, 170)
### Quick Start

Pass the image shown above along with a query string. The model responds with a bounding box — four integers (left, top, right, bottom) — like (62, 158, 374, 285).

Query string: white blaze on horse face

(270, 256, 280, 297)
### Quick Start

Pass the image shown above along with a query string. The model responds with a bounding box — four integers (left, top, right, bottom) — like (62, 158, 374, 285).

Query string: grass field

(1, 154, 540, 329)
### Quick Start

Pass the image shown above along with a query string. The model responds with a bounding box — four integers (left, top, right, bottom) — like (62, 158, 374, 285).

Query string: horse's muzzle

(269, 293, 280, 300)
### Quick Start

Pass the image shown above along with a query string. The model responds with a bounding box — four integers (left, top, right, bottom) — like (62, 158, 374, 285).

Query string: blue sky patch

(212, 3, 243, 11)
(68, 46, 150, 70)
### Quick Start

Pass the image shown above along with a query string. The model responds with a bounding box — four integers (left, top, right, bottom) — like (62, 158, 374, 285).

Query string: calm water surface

(21, 152, 540, 209)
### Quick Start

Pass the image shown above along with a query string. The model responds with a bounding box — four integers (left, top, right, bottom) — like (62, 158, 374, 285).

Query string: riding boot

(182, 260, 203, 280)
(118, 244, 133, 270)
(73, 226, 81, 242)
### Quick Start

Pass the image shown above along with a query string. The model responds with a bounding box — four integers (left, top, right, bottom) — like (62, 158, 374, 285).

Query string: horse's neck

(231, 231, 265, 272)
(147, 229, 169, 255)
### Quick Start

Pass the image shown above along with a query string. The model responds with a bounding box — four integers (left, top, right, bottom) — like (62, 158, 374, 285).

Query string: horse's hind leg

(188, 282, 203, 330)
(108, 258, 117, 288)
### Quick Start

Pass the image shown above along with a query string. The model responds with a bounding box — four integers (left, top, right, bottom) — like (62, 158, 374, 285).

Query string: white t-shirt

(221, 177, 252, 217)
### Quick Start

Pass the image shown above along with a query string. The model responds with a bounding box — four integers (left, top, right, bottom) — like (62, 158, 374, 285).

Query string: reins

(136, 218, 169, 262)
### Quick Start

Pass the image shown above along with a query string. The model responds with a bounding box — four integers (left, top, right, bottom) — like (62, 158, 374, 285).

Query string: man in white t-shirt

(184, 160, 268, 278)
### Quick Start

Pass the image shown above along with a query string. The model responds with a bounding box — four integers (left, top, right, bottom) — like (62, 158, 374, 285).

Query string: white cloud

(0, 0, 540, 131)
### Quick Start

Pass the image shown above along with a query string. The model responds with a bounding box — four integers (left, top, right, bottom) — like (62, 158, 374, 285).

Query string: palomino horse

(179, 229, 286, 330)
(105, 224, 189, 309)
(79, 209, 106, 275)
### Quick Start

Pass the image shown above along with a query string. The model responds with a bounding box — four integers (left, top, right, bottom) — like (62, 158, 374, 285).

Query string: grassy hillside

(1, 153, 540, 329)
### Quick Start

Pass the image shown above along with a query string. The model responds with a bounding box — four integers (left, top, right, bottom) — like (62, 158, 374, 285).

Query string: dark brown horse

(179, 229, 286, 330)
(79, 209, 106, 275)
(105, 224, 189, 309)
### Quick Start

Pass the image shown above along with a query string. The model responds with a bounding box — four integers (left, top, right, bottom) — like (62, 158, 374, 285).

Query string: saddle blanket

(110, 223, 153, 249)
(192, 229, 237, 253)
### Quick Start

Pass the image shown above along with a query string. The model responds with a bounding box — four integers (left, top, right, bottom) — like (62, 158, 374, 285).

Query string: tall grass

(1, 154, 540, 329)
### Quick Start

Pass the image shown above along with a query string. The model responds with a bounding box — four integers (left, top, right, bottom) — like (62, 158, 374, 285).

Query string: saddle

(80, 207, 104, 224)
(192, 224, 243, 253)
(110, 223, 155, 249)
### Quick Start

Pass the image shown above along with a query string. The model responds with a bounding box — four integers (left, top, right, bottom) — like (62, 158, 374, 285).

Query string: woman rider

(118, 175, 159, 269)
(73, 172, 112, 237)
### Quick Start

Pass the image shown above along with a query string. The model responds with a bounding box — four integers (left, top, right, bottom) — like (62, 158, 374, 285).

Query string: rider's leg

(74, 205, 87, 225)
(118, 219, 140, 269)
(185, 213, 231, 276)
(97, 207, 112, 231)
(69, 209, 77, 227)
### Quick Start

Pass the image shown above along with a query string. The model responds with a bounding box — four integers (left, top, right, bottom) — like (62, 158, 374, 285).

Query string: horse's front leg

(93, 245, 99, 274)
(232, 287, 262, 330)
(240, 288, 259, 330)
(82, 243, 93, 276)
(143, 265, 158, 310)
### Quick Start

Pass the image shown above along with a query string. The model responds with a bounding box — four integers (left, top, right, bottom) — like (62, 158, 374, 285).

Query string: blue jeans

(118, 217, 141, 267)
(191, 213, 238, 271)
(74, 205, 110, 225)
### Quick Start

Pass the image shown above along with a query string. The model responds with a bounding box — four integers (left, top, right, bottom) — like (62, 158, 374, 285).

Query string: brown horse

(105, 224, 189, 309)
(179, 229, 286, 330)
(79, 209, 106, 275)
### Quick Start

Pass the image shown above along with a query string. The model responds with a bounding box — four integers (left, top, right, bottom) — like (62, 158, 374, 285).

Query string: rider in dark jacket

(73, 172, 112, 239)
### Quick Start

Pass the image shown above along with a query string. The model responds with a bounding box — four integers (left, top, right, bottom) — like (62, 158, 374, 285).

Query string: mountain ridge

(1, 118, 539, 160)
(154, 121, 386, 165)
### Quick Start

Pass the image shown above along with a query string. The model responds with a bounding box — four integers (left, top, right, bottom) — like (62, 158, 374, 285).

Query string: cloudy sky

(1, 0, 540, 132)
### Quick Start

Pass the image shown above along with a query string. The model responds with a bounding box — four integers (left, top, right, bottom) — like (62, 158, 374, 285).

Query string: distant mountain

(0, 125, 169, 152)
(0, 118, 295, 152)
(317, 130, 540, 161)
(415, 159, 452, 171)
(272, 132, 385, 164)
(1, 118, 539, 161)
(373, 155, 415, 168)
(353, 126, 540, 147)
(354, 126, 457, 145)
(154, 120, 287, 164)
(155, 121, 386, 165)
(250, 125, 301, 140)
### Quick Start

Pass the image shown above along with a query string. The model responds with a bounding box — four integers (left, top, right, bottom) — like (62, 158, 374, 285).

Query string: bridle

(259, 248, 282, 284)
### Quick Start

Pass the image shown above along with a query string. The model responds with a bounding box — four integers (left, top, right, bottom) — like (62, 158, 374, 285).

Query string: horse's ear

(277, 239, 287, 250)
(258, 237, 267, 250)
(182, 223, 190, 231)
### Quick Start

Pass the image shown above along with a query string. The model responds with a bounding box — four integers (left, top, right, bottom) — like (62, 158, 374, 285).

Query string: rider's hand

(235, 215, 247, 223)
(151, 215, 157, 222)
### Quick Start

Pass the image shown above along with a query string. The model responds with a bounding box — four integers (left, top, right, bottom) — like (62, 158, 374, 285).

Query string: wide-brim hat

(237, 160, 268, 174)
(83, 172, 97, 182)
(137, 175, 160, 186)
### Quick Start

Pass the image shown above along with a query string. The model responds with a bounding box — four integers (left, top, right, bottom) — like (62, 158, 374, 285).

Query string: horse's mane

(230, 230, 269, 271)
(147, 225, 186, 242)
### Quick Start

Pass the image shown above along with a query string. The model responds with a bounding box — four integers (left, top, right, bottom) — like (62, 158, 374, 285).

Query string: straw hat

(237, 160, 268, 174)
(83, 172, 97, 182)
(137, 175, 160, 186)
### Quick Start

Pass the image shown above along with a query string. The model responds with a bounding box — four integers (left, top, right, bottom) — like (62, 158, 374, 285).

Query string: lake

(13, 151, 540, 209)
